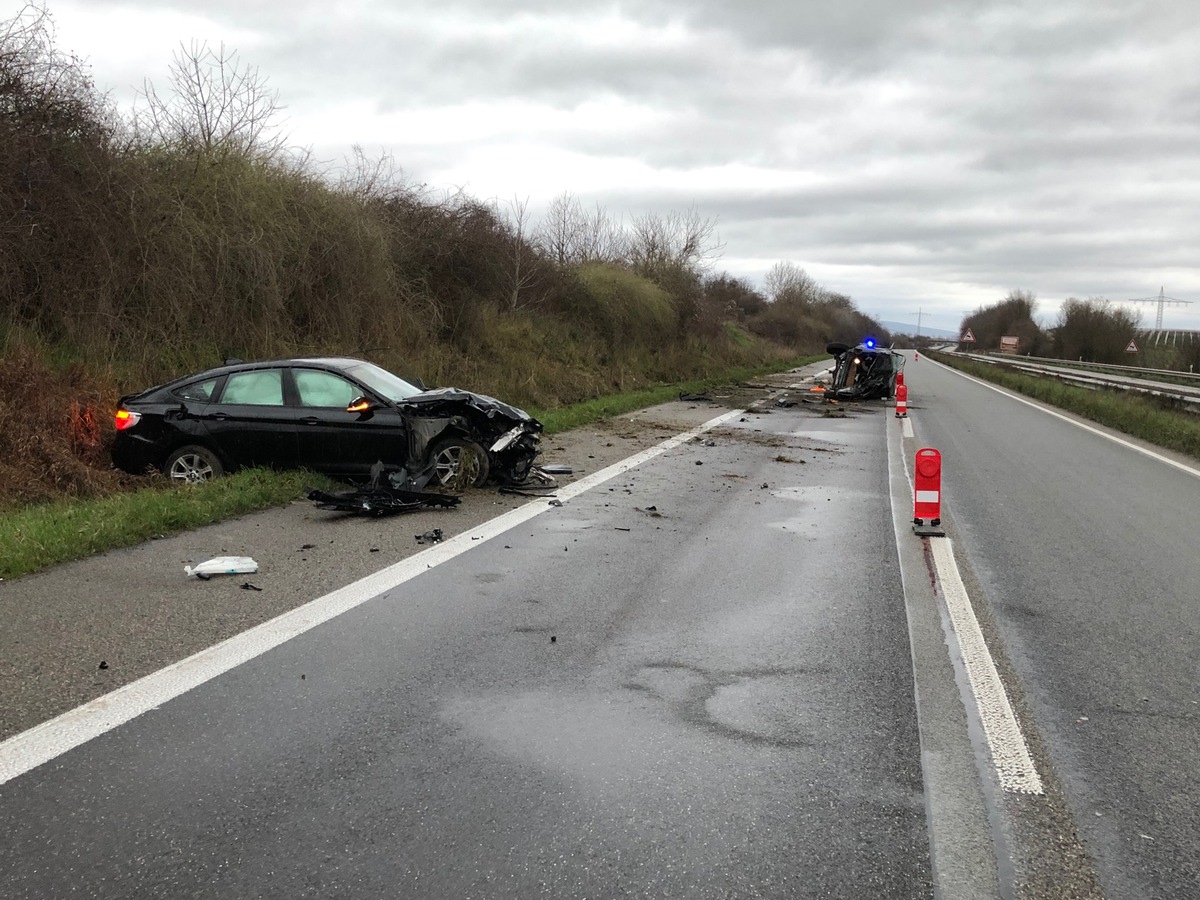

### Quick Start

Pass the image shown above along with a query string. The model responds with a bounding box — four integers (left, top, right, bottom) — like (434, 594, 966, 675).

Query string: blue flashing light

(865, 338, 876, 349)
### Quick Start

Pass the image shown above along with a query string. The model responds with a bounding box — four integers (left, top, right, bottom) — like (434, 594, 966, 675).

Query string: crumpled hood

(399, 387, 541, 429)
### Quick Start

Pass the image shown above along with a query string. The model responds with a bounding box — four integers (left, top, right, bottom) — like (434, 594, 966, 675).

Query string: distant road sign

(1125, 339, 1139, 353)
(960, 328, 976, 342)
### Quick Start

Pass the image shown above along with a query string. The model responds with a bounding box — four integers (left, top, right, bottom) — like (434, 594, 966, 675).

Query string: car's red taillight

(114, 408, 142, 431)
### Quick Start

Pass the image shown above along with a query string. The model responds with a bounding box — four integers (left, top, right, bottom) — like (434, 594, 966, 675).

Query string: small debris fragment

(240, 582, 263, 591)
(550, 636, 557, 643)
(695, 461, 703, 466)
(98, 661, 108, 670)
(300, 543, 316, 550)
(415, 529, 444, 545)
(369, 547, 380, 553)
(615, 527, 631, 532)
(549, 499, 564, 507)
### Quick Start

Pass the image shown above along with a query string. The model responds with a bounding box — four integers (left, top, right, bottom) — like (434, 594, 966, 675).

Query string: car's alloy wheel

(430, 438, 489, 489)
(165, 445, 224, 484)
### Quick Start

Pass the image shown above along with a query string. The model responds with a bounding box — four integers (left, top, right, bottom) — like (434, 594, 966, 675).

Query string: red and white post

(913, 447, 944, 535)
(895, 382, 908, 418)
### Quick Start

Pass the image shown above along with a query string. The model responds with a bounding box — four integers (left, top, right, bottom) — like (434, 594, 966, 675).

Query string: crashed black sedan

(825, 340, 904, 400)
(111, 357, 542, 488)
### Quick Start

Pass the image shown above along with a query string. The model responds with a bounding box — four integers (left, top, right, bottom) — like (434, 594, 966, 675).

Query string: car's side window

(174, 377, 221, 402)
(294, 370, 360, 409)
(219, 370, 284, 406)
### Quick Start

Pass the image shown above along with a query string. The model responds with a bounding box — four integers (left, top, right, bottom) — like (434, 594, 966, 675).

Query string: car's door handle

(211, 413, 229, 421)
(301, 416, 321, 425)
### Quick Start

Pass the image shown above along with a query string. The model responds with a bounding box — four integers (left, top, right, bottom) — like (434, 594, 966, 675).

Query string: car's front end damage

(826, 341, 904, 400)
(400, 388, 543, 485)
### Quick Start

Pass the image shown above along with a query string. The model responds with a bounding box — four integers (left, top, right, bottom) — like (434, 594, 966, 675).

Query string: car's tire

(165, 445, 224, 484)
(429, 437, 490, 489)
(826, 341, 851, 355)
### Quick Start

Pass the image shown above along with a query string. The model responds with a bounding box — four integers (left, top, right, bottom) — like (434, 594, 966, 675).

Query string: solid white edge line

(0, 408, 747, 787)
(934, 356, 1200, 480)
(928, 539, 1044, 795)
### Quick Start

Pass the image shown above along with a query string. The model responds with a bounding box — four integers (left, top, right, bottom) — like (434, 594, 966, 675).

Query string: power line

(1125, 287, 1193, 329)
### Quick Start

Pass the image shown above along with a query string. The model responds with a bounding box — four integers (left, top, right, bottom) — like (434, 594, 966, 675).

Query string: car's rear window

(173, 377, 221, 402)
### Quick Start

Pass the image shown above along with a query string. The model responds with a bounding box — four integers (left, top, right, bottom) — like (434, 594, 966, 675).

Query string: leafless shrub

(134, 41, 288, 161)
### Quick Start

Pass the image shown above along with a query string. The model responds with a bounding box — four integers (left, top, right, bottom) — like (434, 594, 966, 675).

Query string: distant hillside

(880, 320, 959, 339)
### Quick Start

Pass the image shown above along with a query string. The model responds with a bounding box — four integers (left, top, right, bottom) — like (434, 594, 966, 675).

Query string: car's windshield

(341, 361, 425, 402)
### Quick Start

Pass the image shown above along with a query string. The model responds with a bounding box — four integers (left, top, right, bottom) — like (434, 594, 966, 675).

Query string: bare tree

(498, 194, 542, 310)
(135, 41, 287, 160)
(763, 261, 820, 303)
(534, 192, 623, 265)
(624, 205, 722, 276)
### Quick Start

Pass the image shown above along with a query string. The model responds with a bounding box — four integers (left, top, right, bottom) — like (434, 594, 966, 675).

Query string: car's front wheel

(165, 445, 224, 484)
(429, 437, 489, 489)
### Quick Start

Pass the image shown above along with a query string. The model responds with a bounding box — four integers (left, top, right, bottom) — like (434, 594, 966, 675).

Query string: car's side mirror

(347, 397, 374, 414)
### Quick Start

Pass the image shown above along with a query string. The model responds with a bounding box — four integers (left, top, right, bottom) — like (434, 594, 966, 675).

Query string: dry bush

(0, 345, 126, 507)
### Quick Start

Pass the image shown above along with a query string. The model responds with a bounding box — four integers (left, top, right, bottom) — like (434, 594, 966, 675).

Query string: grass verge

(0, 470, 328, 581)
(534, 359, 818, 433)
(0, 359, 819, 580)
(934, 353, 1200, 460)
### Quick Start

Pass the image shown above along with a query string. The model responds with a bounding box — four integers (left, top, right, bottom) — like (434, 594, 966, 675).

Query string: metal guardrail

(956, 352, 1200, 408)
(972, 351, 1200, 382)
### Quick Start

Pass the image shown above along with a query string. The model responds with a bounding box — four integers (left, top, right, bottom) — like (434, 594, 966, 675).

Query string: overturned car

(111, 357, 542, 489)
(825, 341, 904, 400)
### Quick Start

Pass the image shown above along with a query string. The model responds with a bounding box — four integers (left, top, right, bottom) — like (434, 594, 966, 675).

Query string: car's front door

(290, 367, 410, 477)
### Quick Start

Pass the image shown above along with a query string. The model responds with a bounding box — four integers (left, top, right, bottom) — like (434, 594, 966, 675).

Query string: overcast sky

(42, 0, 1200, 333)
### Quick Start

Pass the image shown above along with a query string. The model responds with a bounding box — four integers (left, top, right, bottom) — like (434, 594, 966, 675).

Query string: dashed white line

(0, 408, 746, 787)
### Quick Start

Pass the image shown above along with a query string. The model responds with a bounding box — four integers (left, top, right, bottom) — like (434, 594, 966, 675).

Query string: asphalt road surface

(3, 355, 1198, 899)
(1, 397, 935, 899)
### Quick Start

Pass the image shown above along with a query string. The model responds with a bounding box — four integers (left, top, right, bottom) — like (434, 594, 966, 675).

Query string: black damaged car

(111, 357, 542, 489)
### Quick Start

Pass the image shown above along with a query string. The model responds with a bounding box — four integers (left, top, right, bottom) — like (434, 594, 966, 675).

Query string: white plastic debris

(185, 556, 259, 579)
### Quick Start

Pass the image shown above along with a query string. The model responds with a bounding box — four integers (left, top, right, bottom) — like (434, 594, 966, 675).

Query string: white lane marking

(0, 409, 746, 787)
(928, 539, 1044, 795)
(934, 357, 1200, 480)
(901, 417, 914, 439)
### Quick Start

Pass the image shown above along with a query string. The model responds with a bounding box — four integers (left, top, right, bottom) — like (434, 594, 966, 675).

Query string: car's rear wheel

(429, 437, 489, 489)
(165, 445, 224, 484)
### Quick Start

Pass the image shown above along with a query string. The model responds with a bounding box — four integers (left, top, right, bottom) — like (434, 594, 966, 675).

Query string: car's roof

(124, 357, 379, 402)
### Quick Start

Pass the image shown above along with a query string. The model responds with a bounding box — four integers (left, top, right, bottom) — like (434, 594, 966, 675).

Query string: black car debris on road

(111, 357, 543, 489)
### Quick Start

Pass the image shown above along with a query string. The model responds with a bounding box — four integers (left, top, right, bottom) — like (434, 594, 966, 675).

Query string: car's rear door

(199, 367, 300, 470)
(290, 366, 410, 477)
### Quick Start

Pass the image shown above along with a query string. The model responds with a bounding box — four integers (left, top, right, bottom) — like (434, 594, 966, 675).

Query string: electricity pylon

(1126, 287, 1192, 329)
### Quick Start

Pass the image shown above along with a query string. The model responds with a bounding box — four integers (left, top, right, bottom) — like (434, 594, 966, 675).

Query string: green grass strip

(0, 469, 322, 580)
(533, 358, 819, 433)
(935, 353, 1200, 460)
